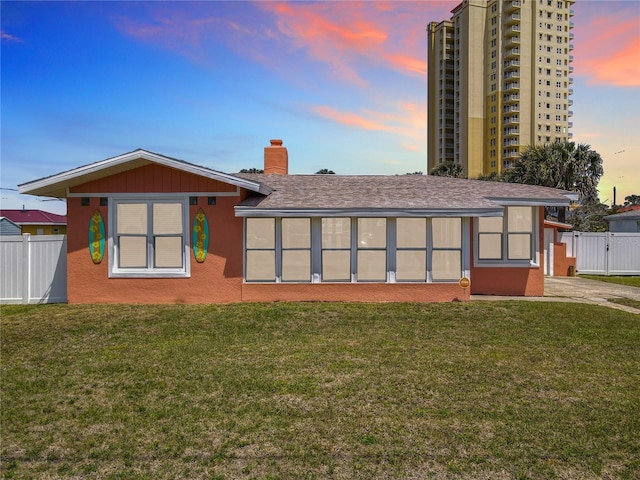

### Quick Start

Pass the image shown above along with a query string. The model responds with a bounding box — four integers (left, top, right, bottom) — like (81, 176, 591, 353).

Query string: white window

(357, 218, 387, 281)
(111, 198, 189, 277)
(476, 207, 536, 263)
(245, 218, 276, 281)
(432, 218, 462, 281)
(396, 218, 427, 281)
(322, 218, 351, 281)
(282, 218, 311, 282)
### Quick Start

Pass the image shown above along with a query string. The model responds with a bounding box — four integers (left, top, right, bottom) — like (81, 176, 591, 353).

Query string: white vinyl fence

(561, 232, 640, 276)
(0, 234, 67, 304)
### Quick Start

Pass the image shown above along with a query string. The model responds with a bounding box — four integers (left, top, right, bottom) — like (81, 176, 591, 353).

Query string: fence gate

(0, 234, 67, 304)
(574, 232, 640, 276)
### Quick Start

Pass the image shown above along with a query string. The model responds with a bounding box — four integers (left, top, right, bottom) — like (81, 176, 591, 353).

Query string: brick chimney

(264, 139, 288, 175)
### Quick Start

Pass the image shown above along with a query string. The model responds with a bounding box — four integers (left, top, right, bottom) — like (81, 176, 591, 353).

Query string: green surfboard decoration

(89, 209, 105, 264)
(192, 208, 209, 263)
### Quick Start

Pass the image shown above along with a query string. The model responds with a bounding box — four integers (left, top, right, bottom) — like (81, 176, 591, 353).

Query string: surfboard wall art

(89, 209, 105, 264)
(192, 208, 209, 263)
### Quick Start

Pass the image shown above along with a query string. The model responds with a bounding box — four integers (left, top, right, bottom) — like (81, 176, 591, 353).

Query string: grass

(2, 302, 639, 479)
(580, 275, 640, 288)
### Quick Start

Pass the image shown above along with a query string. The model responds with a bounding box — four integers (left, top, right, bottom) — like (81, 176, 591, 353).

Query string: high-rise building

(427, 0, 574, 178)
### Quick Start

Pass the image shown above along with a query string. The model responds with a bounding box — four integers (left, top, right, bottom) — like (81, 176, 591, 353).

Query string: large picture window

(112, 199, 188, 277)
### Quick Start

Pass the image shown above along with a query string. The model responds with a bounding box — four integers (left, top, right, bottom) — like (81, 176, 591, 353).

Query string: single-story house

(604, 209, 640, 233)
(0, 209, 67, 235)
(18, 140, 577, 304)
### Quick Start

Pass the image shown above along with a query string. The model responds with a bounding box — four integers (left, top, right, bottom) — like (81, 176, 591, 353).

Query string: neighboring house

(18, 141, 576, 304)
(0, 209, 67, 235)
(0, 217, 22, 236)
(604, 210, 640, 233)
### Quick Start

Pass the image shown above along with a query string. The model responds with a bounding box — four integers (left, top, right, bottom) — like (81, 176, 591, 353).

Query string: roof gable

(18, 149, 270, 198)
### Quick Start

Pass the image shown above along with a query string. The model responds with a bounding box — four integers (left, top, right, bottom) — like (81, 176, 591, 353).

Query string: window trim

(108, 196, 190, 278)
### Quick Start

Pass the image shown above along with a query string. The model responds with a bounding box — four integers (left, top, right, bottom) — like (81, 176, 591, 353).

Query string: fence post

(21, 234, 30, 304)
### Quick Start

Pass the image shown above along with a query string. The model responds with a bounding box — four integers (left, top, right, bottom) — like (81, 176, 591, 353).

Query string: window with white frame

(357, 218, 387, 281)
(282, 218, 311, 282)
(322, 218, 351, 281)
(245, 218, 276, 281)
(432, 218, 462, 281)
(111, 199, 188, 277)
(477, 207, 535, 263)
(396, 218, 427, 281)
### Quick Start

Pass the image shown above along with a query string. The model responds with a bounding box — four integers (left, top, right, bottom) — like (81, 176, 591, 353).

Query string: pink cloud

(312, 105, 391, 131)
(573, 10, 640, 87)
(311, 100, 426, 144)
(259, 1, 445, 85)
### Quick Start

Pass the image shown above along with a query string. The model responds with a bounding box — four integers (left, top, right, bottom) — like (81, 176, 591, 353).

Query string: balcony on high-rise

(504, 81, 520, 91)
(503, 93, 519, 104)
(505, 0, 521, 13)
(505, 13, 520, 25)
(505, 48, 520, 59)
(505, 25, 520, 37)
(504, 70, 520, 79)
(505, 35, 521, 48)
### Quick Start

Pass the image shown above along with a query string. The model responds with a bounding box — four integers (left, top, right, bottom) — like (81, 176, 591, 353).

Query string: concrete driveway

(472, 276, 640, 314)
(543, 276, 640, 313)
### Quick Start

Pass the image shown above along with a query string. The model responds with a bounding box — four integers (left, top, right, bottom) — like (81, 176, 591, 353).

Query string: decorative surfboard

(192, 208, 209, 263)
(89, 209, 105, 264)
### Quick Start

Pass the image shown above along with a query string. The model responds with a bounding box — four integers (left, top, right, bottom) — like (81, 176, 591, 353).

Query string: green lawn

(580, 275, 640, 288)
(2, 302, 639, 479)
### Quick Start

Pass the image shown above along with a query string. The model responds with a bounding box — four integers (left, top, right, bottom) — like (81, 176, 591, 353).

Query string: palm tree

(504, 140, 603, 203)
(429, 162, 464, 178)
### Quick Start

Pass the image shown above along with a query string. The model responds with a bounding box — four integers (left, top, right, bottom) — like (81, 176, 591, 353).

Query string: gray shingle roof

(235, 174, 574, 216)
(604, 209, 640, 221)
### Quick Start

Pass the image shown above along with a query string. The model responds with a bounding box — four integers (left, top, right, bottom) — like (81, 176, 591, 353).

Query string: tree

(503, 140, 603, 204)
(567, 201, 611, 232)
(239, 168, 264, 173)
(315, 168, 335, 174)
(624, 194, 640, 206)
(429, 162, 464, 178)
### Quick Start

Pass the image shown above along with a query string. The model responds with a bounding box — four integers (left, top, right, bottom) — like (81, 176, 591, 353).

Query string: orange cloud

(312, 105, 391, 131)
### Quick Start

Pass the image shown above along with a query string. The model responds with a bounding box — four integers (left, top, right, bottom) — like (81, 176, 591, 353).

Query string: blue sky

(2, 1, 639, 215)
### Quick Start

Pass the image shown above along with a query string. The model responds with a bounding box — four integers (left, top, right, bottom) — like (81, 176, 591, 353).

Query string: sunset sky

(2, 0, 638, 215)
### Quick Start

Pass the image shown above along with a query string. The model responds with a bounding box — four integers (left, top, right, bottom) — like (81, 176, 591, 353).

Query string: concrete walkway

(472, 276, 640, 314)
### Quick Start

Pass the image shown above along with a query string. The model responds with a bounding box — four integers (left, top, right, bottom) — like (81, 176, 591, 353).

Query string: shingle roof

(0, 209, 67, 225)
(235, 174, 574, 216)
(604, 209, 640, 221)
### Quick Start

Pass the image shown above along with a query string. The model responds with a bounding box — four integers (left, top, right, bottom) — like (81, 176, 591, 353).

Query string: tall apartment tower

(427, 0, 574, 178)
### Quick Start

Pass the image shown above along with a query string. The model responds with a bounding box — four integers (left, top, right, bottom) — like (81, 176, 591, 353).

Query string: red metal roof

(0, 209, 66, 225)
